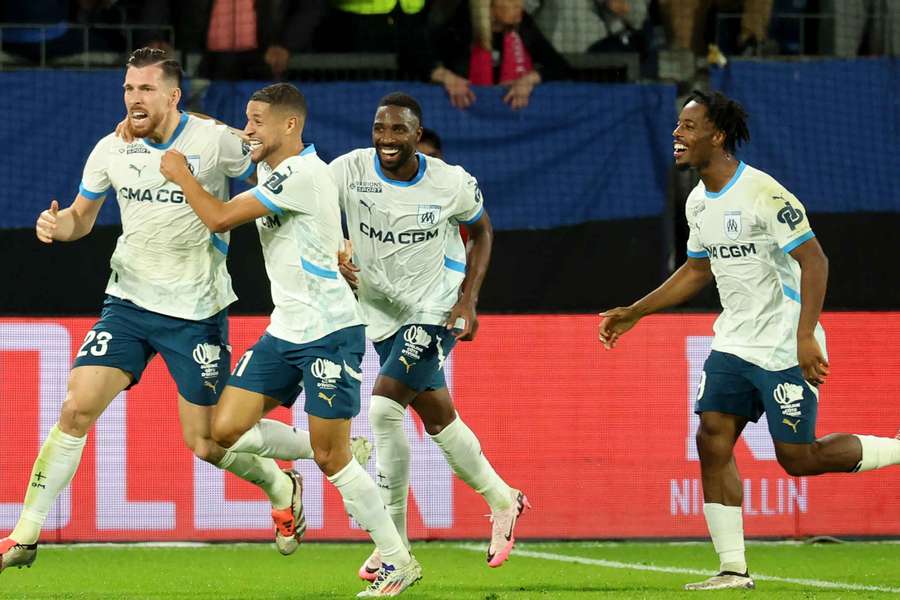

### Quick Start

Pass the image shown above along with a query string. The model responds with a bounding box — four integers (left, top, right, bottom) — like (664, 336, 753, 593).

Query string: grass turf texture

(1, 541, 898, 599)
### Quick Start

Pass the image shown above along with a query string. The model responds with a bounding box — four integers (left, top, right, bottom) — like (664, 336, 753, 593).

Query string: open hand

(598, 306, 641, 349)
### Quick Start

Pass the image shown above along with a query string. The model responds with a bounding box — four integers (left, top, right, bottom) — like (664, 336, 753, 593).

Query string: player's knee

(369, 395, 405, 432)
(188, 437, 220, 464)
(58, 395, 100, 436)
(210, 420, 241, 449)
(776, 446, 813, 476)
(313, 446, 350, 477)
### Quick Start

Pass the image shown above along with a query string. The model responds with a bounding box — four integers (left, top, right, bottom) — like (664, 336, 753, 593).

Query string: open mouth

(673, 142, 687, 159)
(378, 147, 401, 160)
(130, 109, 149, 126)
(248, 139, 263, 152)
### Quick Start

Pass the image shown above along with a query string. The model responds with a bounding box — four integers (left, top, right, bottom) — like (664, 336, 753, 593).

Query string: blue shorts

(227, 326, 365, 419)
(695, 350, 819, 443)
(72, 296, 230, 406)
(373, 324, 456, 392)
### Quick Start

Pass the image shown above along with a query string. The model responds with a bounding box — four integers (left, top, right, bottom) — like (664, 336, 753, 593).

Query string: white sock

(430, 416, 513, 511)
(229, 419, 314, 460)
(327, 459, 410, 567)
(369, 395, 411, 549)
(853, 435, 900, 472)
(703, 503, 747, 574)
(216, 450, 293, 509)
(10, 424, 86, 544)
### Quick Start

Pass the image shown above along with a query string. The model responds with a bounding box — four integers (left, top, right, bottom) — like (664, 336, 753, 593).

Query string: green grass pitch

(1, 540, 898, 599)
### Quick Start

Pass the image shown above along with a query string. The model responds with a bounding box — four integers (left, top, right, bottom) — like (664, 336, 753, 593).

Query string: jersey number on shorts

(77, 330, 112, 357)
(232, 350, 254, 377)
(696, 371, 707, 400)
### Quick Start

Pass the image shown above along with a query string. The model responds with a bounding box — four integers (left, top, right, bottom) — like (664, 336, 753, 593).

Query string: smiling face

(243, 100, 297, 164)
(123, 64, 179, 139)
(672, 100, 724, 170)
(372, 105, 421, 174)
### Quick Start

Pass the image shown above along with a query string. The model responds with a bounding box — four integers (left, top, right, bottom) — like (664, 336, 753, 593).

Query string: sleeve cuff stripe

(79, 183, 107, 200)
(460, 205, 484, 225)
(252, 188, 284, 215)
(687, 250, 709, 258)
(237, 161, 255, 182)
(782, 231, 816, 254)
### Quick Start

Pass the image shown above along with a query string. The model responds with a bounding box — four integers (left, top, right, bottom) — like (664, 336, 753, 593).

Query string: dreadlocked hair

(685, 90, 750, 154)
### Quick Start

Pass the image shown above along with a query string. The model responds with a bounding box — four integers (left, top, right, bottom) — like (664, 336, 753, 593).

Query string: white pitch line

(455, 544, 900, 594)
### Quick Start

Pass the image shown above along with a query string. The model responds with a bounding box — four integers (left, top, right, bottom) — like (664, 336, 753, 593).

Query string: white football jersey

(329, 149, 484, 341)
(686, 162, 826, 371)
(80, 113, 254, 320)
(251, 145, 362, 345)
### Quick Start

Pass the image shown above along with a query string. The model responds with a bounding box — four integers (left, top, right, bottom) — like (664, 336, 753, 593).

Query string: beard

(377, 144, 415, 172)
(130, 111, 165, 141)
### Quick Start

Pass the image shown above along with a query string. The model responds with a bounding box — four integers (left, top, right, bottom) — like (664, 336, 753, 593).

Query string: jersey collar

(704, 161, 746, 199)
(373, 151, 427, 187)
(143, 112, 189, 150)
(300, 143, 316, 156)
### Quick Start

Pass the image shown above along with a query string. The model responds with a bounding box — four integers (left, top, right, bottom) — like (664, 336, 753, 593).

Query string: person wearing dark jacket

(140, 0, 324, 79)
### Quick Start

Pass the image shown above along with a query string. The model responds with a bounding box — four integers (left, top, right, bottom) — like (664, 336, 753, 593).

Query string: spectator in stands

(523, 0, 649, 54)
(314, 0, 432, 78)
(659, 0, 774, 56)
(417, 127, 445, 159)
(430, 0, 569, 110)
(140, 0, 324, 80)
(827, 0, 900, 57)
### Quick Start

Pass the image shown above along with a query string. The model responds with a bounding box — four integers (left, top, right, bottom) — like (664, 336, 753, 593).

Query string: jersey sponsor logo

(122, 143, 151, 155)
(258, 214, 282, 230)
(310, 358, 342, 391)
(707, 243, 757, 259)
(723, 211, 742, 240)
(129, 164, 147, 177)
(417, 204, 441, 228)
(401, 326, 432, 363)
(359, 222, 439, 245)
(349, 181, 382, 193)
(118, 186, 186, 204)
(192, 343, 222, 382)
(775, 199, 804, 231)
(782, 417, 800, 433)
(263, 166, 293, 194)
(773, 382, 805, 417)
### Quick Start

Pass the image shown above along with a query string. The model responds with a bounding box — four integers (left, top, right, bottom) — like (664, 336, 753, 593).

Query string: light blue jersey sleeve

(78, 136, 112, 200)
(449, 170, 484, 226)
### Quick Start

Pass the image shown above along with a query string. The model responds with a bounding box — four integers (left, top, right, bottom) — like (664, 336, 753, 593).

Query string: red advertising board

(1, 313, 898, 542)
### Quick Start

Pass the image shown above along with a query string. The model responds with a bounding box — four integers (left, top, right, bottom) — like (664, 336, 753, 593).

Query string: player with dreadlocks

(598, 90, 900, 590)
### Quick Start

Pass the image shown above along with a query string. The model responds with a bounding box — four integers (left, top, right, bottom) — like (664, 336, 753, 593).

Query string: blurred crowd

(1, 1, 898, 109)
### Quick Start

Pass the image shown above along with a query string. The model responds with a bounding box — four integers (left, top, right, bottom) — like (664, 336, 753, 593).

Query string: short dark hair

(249, 83, 308, 118)
(378, 92, 423, 126)
(126, 47, 183, 88)
(419, 128, 442, 152)
(685, 90, 750, 154)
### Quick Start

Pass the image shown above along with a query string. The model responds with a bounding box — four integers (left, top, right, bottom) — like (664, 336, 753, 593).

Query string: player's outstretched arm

(160, 150, 268, 232)
(790, 237, 830, 385)
(446, 210, 493, 341)
(599, 257, 713, 349)
(35, 195, 105, 244)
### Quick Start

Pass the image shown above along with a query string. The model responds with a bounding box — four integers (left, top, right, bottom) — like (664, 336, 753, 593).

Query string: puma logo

(203, 381, 217, 392)
(129, 164, 146, 177)
(782, 417, 800, 433)
(399, 356, 414, 373)
(318, 392, 335, 407)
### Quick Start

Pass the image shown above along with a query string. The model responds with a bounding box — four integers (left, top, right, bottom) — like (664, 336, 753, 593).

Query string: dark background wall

(2, 212, 896, 315)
